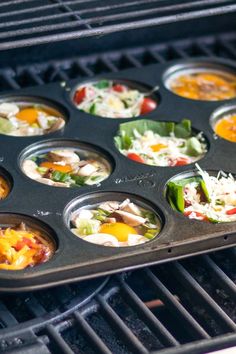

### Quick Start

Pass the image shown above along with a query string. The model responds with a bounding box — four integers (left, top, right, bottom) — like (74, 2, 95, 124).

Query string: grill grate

(0, 30, 236, 353)
(1, 31, 236, 93)
(0, 0, 235, 49)
(31, 250, 236, 354)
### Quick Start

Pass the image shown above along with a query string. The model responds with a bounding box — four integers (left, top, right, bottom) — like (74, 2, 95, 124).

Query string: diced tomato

(112, 84, 126, 92)
(140, 98, 157, 115)
(226, 208, 236, 215)
(184, 210, 208, 221)
(127, 153, 145, 163)
(170, 157, 191, 166)
(74, 87, 86, 104)
(14, 237, 38, 251)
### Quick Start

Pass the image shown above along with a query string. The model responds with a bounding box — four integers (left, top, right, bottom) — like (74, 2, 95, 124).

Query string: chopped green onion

(70, 174, 86, 186)
(52, 170, 71, 183)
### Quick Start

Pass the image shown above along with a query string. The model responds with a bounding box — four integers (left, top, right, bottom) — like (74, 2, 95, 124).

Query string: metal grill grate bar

(0, 1, 235, 50)
(171, 262, 236, 332)
(117, 276, 179, 347)
(202, 255, 236, 297)
(74, 311, 112, 354)
(144, 269, 210, 339)
(97, 294, 149, 354)
(0, 302, 18, 327)
(45, 324, 74, 354)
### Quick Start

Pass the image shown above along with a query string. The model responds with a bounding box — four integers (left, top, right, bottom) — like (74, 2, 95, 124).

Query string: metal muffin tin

(0, 57, 235, 292)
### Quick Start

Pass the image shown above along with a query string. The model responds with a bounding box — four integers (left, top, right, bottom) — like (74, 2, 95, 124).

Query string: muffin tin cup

(0, 57, 235, 292)
(70, 78, 160, 119)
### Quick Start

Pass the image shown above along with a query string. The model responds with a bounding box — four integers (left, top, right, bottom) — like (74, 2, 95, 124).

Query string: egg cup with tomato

(73, 80, 157, 118)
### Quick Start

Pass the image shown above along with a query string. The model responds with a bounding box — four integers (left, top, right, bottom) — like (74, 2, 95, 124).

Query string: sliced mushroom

(99, 201, 120, 213)
(78, 163, 97, 176)
(37, 177, 68, 187)
(22, 160, 41, 180)
(0, 103, 19, 118)
(113, 210, 146, 226)
(82, 233, 119, 247)
(127, 234, 148, 246)
(45, 117, 65, 133)
(47, 149, 80, 164)
(119, 199, 130, 209)
(37, 114, 50, 130)
(74, 209, 94, 221)
(122, 202, 142, 216)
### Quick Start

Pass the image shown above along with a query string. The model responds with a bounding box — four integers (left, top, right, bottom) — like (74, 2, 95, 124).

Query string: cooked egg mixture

(214, 114, 236, 142)
(184, 167, 236, 222)
(0, 223, 54, 270)
(70, 199, 161, 247)
(120, 129, 206, 167)
(170, 72, 236, 101)
(0, 176, 9, 199)
(0, 102, 65, 136)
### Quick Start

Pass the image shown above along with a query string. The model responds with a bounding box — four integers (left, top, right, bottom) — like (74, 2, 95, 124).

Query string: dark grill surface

(0, 31, 236, 353)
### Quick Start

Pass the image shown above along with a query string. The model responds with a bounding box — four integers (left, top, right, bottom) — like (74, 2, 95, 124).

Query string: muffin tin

(0, 57, 235, 292)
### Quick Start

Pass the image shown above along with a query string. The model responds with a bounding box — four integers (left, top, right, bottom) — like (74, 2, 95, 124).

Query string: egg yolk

(16, 108, 46, 125)
(214, 115, 236, 143)
(40, 162, 73, 173)
(150, 143, 167, 152)
(99, 222, 137, 242)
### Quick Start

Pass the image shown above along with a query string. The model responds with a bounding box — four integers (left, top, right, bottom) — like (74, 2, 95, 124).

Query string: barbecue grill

(0, 1, 235, 353)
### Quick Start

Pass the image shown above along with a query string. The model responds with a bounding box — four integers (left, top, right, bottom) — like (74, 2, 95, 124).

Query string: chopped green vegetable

(116, 119, 193, 141)
(114, 132, 132, 150)
(167, 182, 185, 212)
(142, 210, 157, 225)
(144, 229, 158, 239)
(37, 167, 48, 174)
(174, 119, 191, 138)
(75, 219, 100, 235)
(52, 170, 71, 183)
(167, 176, 210, 212)
(200, 180, 211, 202)
(97, 208, 111, 216)
(0, 117, 13, 134)
(185, 137, 203, 156)
(70, 175, 86, 186)
(94, 80, 110, 89)
(89, 103, 96, 115)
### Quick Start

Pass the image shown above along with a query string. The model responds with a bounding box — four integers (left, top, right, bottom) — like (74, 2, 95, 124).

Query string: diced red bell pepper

(14, 237, 39, 251)
(184, 210, 209, 221)
(226, 208, 236, 215)
(127, 153, 145, 163)
(74, 87, 86, 104)
(140, 98, 157, 115)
